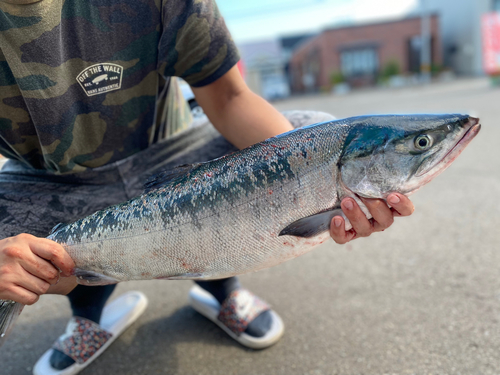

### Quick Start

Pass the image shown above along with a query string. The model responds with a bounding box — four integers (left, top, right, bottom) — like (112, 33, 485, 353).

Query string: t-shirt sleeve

(158, 0, 240, 87)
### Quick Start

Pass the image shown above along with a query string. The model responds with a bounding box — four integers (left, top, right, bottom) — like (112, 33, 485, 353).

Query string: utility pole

(420, 0, 431, 83)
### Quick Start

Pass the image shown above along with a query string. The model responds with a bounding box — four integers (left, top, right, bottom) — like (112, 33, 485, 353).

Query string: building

(427, 0, 500, 76)
(279, 34, 316, 88)
(237, 34, 314, 100)
(289, 15, 441, 93)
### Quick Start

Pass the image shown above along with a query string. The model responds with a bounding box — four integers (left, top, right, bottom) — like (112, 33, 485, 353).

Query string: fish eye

(415, 135, 432, 151)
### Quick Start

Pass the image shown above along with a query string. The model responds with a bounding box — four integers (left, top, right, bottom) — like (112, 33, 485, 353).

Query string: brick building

(289, 15, 442, 92)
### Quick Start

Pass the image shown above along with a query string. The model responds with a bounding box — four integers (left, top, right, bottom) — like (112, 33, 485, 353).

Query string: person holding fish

(0, 0, 415, 374)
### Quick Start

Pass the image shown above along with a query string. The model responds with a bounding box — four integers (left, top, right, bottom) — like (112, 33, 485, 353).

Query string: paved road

(1, 78, 499, 375)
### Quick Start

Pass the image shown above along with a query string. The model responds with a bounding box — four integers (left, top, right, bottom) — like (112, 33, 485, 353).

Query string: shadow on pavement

(79, 305, 253, 375)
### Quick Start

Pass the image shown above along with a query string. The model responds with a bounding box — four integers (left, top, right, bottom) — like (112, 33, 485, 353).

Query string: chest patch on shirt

(76, 63, 124, 96)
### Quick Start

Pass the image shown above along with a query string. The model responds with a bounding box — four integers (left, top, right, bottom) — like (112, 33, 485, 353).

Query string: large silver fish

(0, 114, 481, 346)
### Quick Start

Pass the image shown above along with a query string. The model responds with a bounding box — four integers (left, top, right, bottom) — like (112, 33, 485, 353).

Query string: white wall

(428, 0, 491, 75)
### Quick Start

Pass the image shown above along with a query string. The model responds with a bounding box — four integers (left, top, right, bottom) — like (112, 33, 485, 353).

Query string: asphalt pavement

(1, 78, 499, 375)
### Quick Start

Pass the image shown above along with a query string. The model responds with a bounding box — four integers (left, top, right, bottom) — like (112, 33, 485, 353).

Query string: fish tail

(0, 300, 24, 348)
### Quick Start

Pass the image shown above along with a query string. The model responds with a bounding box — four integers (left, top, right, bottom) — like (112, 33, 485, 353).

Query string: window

(340, 48, 378, 77)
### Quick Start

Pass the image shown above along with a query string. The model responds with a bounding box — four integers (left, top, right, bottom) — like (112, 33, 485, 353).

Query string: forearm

(192, 66, 293, 150)
(204, 89, 292, 149)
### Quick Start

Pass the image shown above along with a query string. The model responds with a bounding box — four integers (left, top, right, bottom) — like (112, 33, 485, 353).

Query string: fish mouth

(416, 117, 481, 178)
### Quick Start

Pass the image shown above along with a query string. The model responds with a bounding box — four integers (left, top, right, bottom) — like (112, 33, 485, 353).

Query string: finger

(360, 198, 394, 232)
(19, 255, 61, 285)
(1, 285, 40, 305)
(341, 198, 373, 237)
(29, 238, 75, 277)
(329, 216, 357, 244)
(387, 193, 415, 217)
(14, 268, 51, 295)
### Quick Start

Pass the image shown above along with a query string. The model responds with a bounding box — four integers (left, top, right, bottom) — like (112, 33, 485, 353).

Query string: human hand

(0, 234, 75, 304)
(329, 193, 414, 245)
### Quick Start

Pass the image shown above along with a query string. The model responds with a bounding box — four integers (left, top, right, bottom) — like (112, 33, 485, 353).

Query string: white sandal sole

(33, 291, 148, 375)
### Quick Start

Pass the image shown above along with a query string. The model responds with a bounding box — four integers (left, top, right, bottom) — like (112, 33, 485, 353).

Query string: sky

(217, 0, 420, 44)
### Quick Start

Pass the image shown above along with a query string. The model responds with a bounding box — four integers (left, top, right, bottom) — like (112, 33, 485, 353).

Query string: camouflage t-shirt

(0, 0, 239, 173)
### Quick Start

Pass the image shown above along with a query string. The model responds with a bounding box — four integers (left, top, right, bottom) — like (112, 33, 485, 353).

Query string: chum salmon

(0, 114, 481, 346)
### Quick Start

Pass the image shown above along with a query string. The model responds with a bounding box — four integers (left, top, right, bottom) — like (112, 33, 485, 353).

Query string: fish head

(339, 114, 481, 198)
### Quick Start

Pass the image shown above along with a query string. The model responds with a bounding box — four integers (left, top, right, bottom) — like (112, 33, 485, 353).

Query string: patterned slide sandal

(33, 291, 148, 375)
(189, 285, 284, 349)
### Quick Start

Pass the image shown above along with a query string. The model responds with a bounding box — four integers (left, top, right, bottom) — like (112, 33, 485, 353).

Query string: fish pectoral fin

(143, 163, 200, 193)
(74, 269, 120, 286)
(279, 208, 345, 238)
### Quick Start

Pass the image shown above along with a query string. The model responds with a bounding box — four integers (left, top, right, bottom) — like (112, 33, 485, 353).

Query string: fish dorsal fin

(49, 222, 66, 235)
(279, 208, 344, 238)
(144, 163, 199, 193)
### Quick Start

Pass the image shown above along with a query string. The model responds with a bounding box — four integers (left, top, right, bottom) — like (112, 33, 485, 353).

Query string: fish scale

(0, 114, 481, 347)
(50, 122, 348, 283)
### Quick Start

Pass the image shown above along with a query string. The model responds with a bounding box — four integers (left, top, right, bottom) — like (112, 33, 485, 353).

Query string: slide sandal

(189, 285, 284, 349)
(33, 291, 148, 375)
